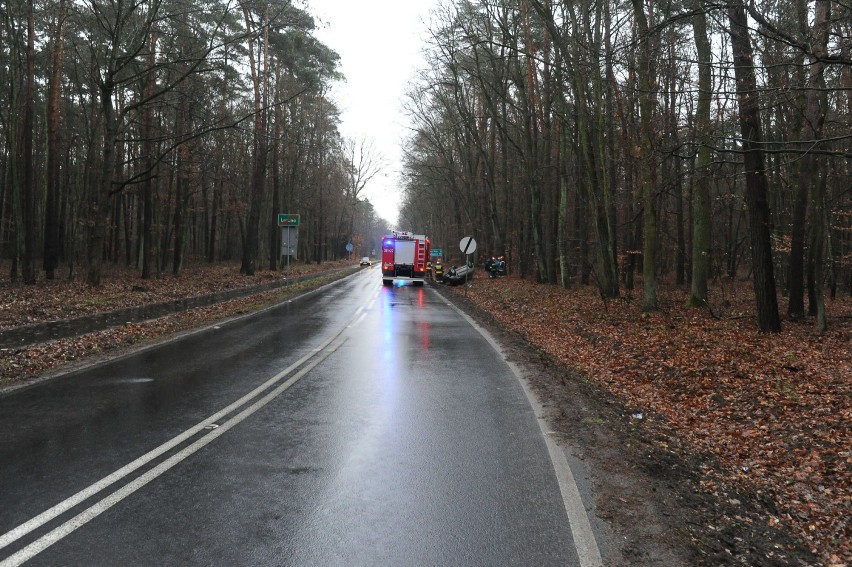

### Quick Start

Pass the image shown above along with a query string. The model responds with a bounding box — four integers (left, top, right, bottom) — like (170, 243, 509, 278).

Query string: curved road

(0, 269, 601, 566)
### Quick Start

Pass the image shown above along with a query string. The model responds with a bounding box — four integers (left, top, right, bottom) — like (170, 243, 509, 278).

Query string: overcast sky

(304, 0, 440, 226)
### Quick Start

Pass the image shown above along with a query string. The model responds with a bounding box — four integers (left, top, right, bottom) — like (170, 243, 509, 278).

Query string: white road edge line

(349, 312, 368, 328)
(0, 337, 347, 567)
(0, 310, 362, 554)
(442, 291, 604, 567)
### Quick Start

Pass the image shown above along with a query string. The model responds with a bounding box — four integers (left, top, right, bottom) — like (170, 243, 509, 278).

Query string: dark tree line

(1, 0, 390, 288)
(400, 0, 851, 332)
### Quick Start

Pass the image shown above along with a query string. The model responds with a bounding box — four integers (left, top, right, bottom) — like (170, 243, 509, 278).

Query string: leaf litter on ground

(1, 263, 849, 565)
(0, 260, 353, 385)
(451, 277, 850, 566)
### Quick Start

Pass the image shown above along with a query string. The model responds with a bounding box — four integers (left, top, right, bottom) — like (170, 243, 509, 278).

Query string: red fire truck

(381, 231, 430, 286)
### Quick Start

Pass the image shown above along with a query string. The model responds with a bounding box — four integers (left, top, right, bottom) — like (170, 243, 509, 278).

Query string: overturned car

(443, 264, 474, 286)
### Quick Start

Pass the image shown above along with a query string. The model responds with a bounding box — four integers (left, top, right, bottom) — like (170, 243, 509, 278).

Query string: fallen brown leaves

(0, 260, 353, 386)
(454, 277, 850, 566)
(0, 260, 324, 330)
(1, 263, 848, 564)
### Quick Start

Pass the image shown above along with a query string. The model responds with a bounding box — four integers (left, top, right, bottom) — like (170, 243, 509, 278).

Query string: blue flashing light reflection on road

(380, 287, 399, 365)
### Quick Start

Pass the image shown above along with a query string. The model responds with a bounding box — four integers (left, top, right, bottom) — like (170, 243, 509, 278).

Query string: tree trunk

(803, 0, 831, 332)
(727, 0, 781, 332)
(240, 2, 268, 276)
(808, 177, 828, 332)
(172, 99, 187, 277)
(269, 64, 291, 271)
(787, 0, 812, 318)
(141, 31, 157, 279)
(22, 0, 36, 284)
(531, 0, 618, 296)
(688, 0, 712, 307)
(557, 101, 570, 288)
(632, 0, 658, 311)
(87, 75, 119, 287)
(44, 0, 68, 280)
(270, 69, 282, 271)
(7, 90, 22, 283)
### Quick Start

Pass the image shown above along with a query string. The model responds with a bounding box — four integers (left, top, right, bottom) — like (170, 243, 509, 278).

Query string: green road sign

(431, 248, 442, 258)
(278, 213, 300, 227)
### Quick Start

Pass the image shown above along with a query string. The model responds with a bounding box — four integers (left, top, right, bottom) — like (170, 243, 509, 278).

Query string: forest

(2, 1, 850, 560)
(396, 0, 851, 333)
(1, 0, 389, 288)
(2, 0, 851, 333)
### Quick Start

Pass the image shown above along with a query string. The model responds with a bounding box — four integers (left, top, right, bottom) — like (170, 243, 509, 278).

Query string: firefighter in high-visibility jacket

(433, 259, 444, 282)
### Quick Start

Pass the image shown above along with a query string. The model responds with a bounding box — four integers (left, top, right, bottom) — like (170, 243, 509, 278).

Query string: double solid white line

(0, 325, 354, 566)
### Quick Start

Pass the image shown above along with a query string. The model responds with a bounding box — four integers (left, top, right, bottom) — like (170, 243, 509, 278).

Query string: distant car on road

(359, 257, 372, 267)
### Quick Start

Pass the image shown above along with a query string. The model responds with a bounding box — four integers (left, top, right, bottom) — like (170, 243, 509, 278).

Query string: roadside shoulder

(429, 282, 697, 566)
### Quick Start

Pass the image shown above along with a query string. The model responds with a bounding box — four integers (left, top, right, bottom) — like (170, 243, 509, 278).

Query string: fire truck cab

(381, 231, 430, 286)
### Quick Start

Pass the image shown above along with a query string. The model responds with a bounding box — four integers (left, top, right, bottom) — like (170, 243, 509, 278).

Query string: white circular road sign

(459, 236, 477, 255)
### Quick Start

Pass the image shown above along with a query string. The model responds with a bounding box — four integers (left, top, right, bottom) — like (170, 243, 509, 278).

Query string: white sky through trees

(305, 0, 439, 226)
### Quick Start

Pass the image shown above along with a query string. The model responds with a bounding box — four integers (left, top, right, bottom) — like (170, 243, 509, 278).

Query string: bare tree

(43, 0, 68, 280)
(343, 136, 384, 204)
(727, 0, 781, 332)
(21, 0, 35, 283)
(632, 0, 658, 311)
(802, 0, 832, 332)
(688, 0, 712, 308)
(79, 0, 233, 285)
(238, 0, 268, 276)
(342, 136, 384, 241)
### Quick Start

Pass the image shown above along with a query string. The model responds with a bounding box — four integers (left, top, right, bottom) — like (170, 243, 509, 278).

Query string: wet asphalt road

(0, 269, 593, 566)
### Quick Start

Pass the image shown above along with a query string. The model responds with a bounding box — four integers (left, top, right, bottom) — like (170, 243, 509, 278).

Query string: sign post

(278, 213, 301, 283)
(459, 236, 477, 294)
